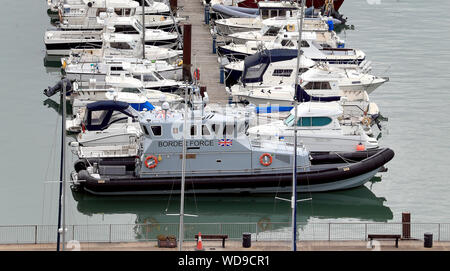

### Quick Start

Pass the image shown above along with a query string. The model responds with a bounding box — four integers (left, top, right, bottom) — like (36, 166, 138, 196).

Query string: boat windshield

(134, 20, 143, 33)
(284, 114, 295, 127)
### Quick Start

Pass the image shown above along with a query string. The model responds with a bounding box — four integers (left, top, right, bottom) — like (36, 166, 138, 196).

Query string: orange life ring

(145, 155, 158, 169)
(259, 153, 272, 167)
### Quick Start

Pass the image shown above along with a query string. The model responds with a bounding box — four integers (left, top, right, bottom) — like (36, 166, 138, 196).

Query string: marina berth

(40, 0, 394, 199)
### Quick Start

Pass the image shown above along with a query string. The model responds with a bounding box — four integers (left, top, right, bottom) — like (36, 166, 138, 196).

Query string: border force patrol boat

(70, 87, 394, 196)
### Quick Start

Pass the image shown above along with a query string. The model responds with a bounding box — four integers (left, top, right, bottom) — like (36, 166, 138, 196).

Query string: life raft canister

(260, 153, 273, 167)
(145, 155, 158, 169)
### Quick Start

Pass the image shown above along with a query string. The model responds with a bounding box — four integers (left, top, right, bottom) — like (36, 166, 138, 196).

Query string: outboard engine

(44, 78, 73, 97)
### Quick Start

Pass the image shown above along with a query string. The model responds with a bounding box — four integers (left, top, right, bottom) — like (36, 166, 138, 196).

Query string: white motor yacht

(66, 32, 181, 64)
(248, 101, 379, 153)
(64, 57, 182, 82)
(45, 15, 179, 55)
(230, 56, 388, 94)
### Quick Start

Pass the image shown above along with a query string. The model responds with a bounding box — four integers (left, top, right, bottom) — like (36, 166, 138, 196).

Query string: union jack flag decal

(218, 139, 233, 147)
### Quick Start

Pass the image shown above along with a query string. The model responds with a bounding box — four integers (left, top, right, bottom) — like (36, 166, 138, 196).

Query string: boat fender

(74, 159, 87, 173)
(286, 24, 295, 32)
(356, 143, 366, 151)
(361, 116, 372, 126)
(194, 68, 200, 81)
(58, 9, 63, 23)
(259, 153, 272, 167)
(77, 169, 97, 182)
(145, 155, 158, 169)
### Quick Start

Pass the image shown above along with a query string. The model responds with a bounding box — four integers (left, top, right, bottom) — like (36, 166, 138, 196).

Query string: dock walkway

(1, 240, 449, 251)
(179, 0, 228, 104)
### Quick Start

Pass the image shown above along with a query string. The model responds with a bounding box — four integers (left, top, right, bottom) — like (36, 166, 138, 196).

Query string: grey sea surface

(0, 0, 448, 236)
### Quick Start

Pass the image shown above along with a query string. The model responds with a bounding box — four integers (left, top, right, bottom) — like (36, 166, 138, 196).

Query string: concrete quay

(0, 240, 448, 251)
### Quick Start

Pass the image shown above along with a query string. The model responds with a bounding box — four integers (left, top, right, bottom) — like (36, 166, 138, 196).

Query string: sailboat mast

(56, 79, 67, 251)
(292, 0, 306, 252)
(142, 0, 145, 58)
(178, 87, 188, 251)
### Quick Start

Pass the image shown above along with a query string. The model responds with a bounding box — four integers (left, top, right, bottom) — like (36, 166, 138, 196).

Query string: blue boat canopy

(86, 100, 130, 111)
(212, 4, 259, 18)
(242, 49, 299, 84)
(84, 101, 140, 131)
(295, 84, 341, 102)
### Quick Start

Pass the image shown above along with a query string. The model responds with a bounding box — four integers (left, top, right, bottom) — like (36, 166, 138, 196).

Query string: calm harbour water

(0, 0, 449, 232)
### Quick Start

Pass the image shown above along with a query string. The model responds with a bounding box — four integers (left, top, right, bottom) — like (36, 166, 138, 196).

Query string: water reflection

(43, 98, 73, 117)
(72, 183, 392, 239)
(43, 54, 63, 69)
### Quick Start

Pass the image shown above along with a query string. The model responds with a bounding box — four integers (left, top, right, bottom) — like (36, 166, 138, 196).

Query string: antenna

(142, 0, 145, 59)
(164, 86, 198, 251)
(56, 78, 67, 251)
(292, 0, 306, 252)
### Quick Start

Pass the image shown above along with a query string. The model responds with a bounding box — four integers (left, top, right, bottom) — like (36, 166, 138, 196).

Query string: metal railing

(0, 222, 449, 244)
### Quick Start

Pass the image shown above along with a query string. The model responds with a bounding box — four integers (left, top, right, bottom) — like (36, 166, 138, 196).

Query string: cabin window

(151, 126, 162, 136)
(244, 63, 268, 82)
(298, 68, 309, 74)
(110, 42, 132, 50)
(273, 69, 293, 77)
(211, 124, 221, 136)
(142, 125, 150, 135)
(202, 125, 211, 136)
(190, 125, 197, 136)
(123, 9, 131, 16)
(133, 74, 157, 82)
(265, 26, 280, 36)
(110, 66, 124, 71)
(90, 110, 108, 125)
(223, 125, 235, 136)
(270, 10, 278, 18)
(279, 10, 286, 17)
(300, 40, 310, 47)
(261, 10, 270, 19)
(153, 72, 164, 80)
(284, 114, 295, 127)
(281, 39, 295, 47)
(134, 21, 143, 33)
(114, 25, 138, 34)
(96, 8, 107, 16)
(121, 88, 140, 93)
(304, 82, 332, 90)
(298, 117, 332, 127)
